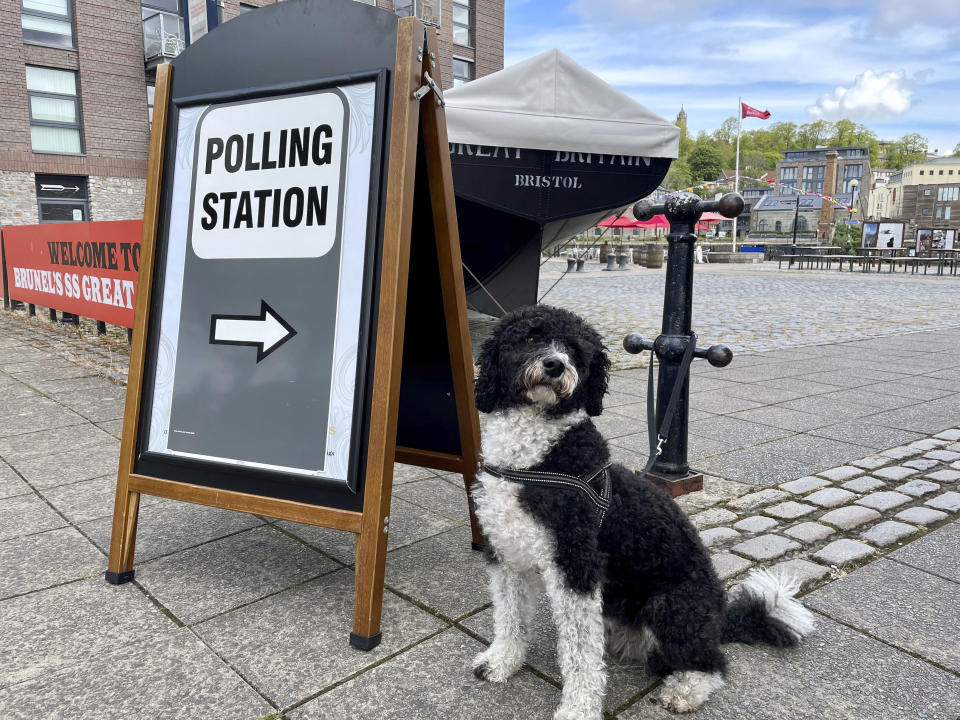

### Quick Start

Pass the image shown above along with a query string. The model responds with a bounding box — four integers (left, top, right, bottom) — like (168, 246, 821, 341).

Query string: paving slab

(895, 478, 940, 497)
(278, 495, 461, 565)
(135, 525, 340, 625)
(725, 404, 831, 432)
(694, 448, 817, 487)
(903, 458, 940, 471)
(711, 552, 753, 581)
(763, 500, 815, 519)
(394, 475, 473, 523)
(81, 500, 264, 563)
(926, 449, 960, 462)
(733, 516, 778, 534)
(40, 474, 161, 523)
(849, 455, 888, 470)
(8, 443, 121, 488)
(384, 526, 491, 620)
(690, 507, 738, 529)
(804, 488, 857, 508)
(855, 491, 912, 512)
(783, 521, 835, 544)
(806, 559, 960, 673)
(860, 521, 919, 547)
(294, 628, 561, 720)
(0, 423, 116, 463)
(770, 558, 830, 589)
(620, 617, 960, 720)
(0, 492, 68, 541)
(935, 429, 960, 441)
(760, 434, 874, 467)
(840, 475, 886, 493)
(731, 534, 800, 561)
(777, 476, 830, 495)
(725, 488, 789, 511)
(0, 629, 272, 720)
(812, 539, 875, 567)
(0, 526, 105, 600)
(673, 475, 752, 513)
(461, 595, 655, 714)
(926, 491, 960, 512)
(889, 521, 960, 583)
(927, 469, 960, 482)
(0, 578, 175, 688)
(815, 466, 863, 482)
(687, 416, 791, 445)
(0, 460, 29, 499)
(818, 505, 882, 530)
(699, 526, 741, 547)
(894, 506, 949, 526)
(807, 422, 924, 450)
(193, 568, 446, 708)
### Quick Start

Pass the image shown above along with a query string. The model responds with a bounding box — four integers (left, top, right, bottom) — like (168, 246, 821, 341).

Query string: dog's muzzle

(519, 345, 579, 406)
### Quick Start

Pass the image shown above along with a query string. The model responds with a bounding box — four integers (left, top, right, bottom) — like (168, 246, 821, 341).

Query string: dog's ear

(473, 334, 503, 413)
(584, 344, 611, 417)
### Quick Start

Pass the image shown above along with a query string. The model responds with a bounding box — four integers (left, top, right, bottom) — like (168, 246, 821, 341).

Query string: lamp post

(847, 178, 860, 252)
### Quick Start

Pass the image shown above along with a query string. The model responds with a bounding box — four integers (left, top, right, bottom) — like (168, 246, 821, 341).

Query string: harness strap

(483, 463, 613, 527)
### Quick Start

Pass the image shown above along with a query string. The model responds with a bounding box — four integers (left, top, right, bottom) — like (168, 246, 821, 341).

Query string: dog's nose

(542, 356, 564, 378)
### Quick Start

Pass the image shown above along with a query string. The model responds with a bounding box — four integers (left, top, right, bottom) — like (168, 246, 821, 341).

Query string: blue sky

(504, 0, 960, 154)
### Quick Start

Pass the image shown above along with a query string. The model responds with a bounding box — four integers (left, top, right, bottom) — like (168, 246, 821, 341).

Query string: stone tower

(676, 106, 687, 129)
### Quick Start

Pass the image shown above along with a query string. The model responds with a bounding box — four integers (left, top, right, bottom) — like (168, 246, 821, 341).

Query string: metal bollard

(623, 191, 742, 495)
(604, 253, 617, 271)
(618, 253, 629, 270)
(576, 258, 586, 272)
(566, 257, 576, 272)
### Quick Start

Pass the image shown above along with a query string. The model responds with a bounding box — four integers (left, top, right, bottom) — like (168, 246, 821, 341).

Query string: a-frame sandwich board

(107, 2, 482, 651)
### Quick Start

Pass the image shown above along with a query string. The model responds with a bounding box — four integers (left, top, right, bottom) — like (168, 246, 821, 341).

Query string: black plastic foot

(350, 631, 382, 651)
(471, 541, 487, 553)
(105, 569, 135, 585)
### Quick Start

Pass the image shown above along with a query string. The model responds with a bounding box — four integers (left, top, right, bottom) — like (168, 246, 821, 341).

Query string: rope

(462, 261, 508, 317)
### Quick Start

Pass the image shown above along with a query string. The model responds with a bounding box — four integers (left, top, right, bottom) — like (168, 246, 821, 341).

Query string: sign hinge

(412, 71, 444, 106)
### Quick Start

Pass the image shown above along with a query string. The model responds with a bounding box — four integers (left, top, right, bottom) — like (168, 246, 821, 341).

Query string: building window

(796, 216, 807, 232)
(758, 220, 767, 232)
(453, 0, 473, 47)
(26, 66, 82, 154)
(947, 207, 953, 220)
(393, 0, 413, 16)
(21, 0, 74, 49)
(924, 188, 932, 196)
(922, 208, 930, 216)
(453, 57, 474, 86)
(937, 187, 959, 201)
(36, 175, 88, 222)
(239, 2, 258, 11)
(920, 170, 924, 175)
(801, 165, 824, 194)
(775, 220, 782, 232)
(939, 170, 944, 175)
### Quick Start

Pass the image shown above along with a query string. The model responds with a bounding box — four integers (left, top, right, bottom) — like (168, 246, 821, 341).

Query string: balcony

(143, 12, 184, 71)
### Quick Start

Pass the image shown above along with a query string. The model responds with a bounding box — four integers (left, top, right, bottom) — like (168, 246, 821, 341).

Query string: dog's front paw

(553, 704, 601, 720)
(656, 671, 724, 714)
(471, 647, 521, 683)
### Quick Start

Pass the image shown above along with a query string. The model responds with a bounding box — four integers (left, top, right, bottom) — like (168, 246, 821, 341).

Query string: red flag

(741, 102, 771, 120)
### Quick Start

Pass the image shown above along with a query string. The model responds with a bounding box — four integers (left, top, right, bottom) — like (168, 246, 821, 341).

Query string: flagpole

(732, 96, 741, 252)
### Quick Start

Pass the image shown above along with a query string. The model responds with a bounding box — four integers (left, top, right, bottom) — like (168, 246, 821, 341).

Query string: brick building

(875, 156, 960, 242)
(1, 0, 503, 227)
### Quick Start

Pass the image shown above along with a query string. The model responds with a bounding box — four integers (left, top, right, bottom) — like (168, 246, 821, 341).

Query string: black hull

(449, 144, 671, 315)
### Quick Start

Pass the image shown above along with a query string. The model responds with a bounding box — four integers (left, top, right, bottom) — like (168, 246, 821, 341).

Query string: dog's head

(475, 305, 610, 416)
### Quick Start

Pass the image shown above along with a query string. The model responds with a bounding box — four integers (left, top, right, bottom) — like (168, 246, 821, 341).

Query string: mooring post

(623, 191, 742, 495)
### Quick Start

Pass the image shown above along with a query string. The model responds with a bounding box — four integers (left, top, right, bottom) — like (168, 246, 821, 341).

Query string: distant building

(750, 195, 821, 242)
(880, 156, 960, 241)
(676, 106, 687, 130)
(0, 0, 505, 227)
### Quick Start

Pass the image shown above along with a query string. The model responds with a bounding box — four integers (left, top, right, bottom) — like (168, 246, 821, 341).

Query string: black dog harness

(482, 463, 613, 527)
(480, 333, 699, 529)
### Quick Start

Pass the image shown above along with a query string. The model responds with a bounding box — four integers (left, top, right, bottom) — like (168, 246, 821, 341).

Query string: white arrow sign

(210, 300, 296, 362)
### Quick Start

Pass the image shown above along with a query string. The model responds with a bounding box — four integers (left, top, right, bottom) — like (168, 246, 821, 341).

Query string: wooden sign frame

(107, 16, 482, 651)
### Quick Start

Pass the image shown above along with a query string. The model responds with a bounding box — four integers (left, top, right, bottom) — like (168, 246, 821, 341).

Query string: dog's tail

(721, 568, 815, 647)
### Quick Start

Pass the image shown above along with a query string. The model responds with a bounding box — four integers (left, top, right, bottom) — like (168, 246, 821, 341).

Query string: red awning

(597, 215, 641, 228)
(697, 211, 725, 223)
(633, 214, 670, 229)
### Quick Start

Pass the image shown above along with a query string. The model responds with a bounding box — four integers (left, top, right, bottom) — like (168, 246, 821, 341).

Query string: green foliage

(833, 222, 863, 248)
(687, 142, 725, 184)
(954, 141, 960, 157)
(884, 133, 929, 170)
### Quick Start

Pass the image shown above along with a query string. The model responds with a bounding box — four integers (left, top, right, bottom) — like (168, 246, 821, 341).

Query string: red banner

(741, 102, 771, 120)
(2, 220, 142, 328)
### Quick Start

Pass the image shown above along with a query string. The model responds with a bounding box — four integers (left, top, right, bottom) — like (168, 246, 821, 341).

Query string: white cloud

(807, 70, 918, 120)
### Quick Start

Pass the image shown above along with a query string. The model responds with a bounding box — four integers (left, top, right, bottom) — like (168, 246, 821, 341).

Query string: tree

(712, 116, 739, 144)
(687, 142, 725, 184)
(662, 159, 692, 190)
(953, 141, 960, 157)
(797, 120, 834, 148)
(885, 133, 928, 170)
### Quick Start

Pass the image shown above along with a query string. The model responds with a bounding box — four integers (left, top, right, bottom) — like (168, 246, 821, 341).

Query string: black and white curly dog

(470, 305, 814, 718)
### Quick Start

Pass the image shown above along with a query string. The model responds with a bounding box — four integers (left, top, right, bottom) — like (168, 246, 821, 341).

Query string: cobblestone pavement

(3, 267, 960, 719)
(537, 260, 960, 366)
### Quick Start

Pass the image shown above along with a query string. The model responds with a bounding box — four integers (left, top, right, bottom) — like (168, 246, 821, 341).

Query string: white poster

(877, 222, 904, 249)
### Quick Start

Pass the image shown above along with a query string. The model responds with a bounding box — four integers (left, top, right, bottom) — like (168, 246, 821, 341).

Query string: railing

(143, 12, 184, 63)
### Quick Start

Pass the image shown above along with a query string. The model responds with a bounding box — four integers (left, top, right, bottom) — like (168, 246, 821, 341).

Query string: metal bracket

(412, 71, 444, 106)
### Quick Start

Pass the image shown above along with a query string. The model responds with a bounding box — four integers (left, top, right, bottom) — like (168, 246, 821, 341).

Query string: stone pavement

(3, 264, 960, 719)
